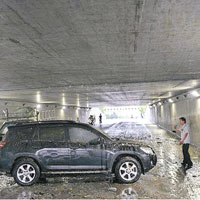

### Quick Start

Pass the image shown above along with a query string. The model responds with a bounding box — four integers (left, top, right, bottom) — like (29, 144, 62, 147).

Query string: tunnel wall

(0, 101, 90, 124)
(39, 106, 90, 123)
(151, 97, 200, 146)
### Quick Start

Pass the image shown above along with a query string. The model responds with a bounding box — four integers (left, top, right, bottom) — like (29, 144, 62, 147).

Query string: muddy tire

(115, 157, 141, 184)
(12, 158, 40, 186)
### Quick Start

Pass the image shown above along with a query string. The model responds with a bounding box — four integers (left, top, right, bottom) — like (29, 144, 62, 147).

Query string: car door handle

(71, 150, 76, 156)
(50, 153, 58, 157)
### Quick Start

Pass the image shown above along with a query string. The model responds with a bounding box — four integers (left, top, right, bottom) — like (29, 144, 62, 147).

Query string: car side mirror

(89, 137, 104, 145)
(99, 137, 105, 144)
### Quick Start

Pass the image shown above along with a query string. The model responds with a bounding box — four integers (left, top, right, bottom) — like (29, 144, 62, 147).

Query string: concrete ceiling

(0, 0, 200, 107)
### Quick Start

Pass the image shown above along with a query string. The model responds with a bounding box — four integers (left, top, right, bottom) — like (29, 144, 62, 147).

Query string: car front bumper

(142, 153, 157, 173)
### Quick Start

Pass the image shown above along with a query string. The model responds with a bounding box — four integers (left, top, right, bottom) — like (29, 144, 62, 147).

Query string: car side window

(68, 126, 99, 144)
(16, 126, 35, 140)
(39, 126, 65, 142)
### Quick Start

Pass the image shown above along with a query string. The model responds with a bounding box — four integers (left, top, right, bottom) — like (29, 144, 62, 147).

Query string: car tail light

(0, 141, 8, 150)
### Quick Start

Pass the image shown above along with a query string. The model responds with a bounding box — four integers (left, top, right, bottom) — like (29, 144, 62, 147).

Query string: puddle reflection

(120, 187, 138, 199)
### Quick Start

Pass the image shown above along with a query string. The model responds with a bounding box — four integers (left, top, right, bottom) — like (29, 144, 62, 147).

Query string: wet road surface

(0, 122, 200, 199)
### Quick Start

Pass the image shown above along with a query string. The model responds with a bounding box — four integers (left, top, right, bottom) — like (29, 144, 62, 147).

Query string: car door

(67, 124, 106, 170)
(36, 124, 70, 170)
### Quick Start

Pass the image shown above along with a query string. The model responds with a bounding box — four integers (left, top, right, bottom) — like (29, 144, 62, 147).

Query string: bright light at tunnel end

(191, 90, 199, 97)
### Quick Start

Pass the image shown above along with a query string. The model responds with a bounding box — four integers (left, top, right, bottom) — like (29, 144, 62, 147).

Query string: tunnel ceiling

(1, 0, 200, 107)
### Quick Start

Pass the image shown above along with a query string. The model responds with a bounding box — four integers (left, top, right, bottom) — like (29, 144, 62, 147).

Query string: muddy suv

(0, 120, 157, 186)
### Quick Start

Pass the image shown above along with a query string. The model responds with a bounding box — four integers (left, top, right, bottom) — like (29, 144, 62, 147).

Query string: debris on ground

(0, 122, 200, 199)
(108, 187, 117, 192)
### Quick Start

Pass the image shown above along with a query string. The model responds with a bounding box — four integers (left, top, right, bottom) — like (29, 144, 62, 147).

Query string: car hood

(111, 138, 151, 148)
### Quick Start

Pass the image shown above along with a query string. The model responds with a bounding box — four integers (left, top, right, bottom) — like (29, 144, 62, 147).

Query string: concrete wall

(151, 97, 200, 146)
(0, 101, 90, 124)
(52, 107, 90, 123)
(35, 106, 90, 123)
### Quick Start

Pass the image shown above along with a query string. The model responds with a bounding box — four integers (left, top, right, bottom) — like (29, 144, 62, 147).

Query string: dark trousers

(182, 144, 193, 166)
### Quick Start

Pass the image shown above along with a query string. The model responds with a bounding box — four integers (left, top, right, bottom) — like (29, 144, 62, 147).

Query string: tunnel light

(36, 104, 41, 109)
(62, 96, 66, 105)
(191, 90, 199, 97)
(36, 91, 41, 103)
(168, 99, 173, 103)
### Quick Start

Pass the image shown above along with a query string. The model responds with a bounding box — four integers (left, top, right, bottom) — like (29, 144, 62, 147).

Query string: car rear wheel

(115, 157, 141, 184)
(12, 158, 40, 186)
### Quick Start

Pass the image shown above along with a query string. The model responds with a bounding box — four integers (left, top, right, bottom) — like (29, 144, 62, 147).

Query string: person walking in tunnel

(174, 117, 193, 170)
(99, 113, 102, 125)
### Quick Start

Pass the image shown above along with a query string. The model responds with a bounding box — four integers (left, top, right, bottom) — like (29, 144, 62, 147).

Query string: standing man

(99, 113, 102, 125)
(175, 117, 193, 170)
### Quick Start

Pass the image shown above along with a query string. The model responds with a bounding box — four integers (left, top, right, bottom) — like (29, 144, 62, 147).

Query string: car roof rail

(8, 120, 77, 127)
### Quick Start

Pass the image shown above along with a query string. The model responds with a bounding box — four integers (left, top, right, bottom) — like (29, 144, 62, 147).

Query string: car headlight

(140, 147, 154, 155)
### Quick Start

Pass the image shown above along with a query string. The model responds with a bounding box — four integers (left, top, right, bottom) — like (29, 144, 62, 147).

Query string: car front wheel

(12, 158, 40, 186)
(115, 157, 141, 184)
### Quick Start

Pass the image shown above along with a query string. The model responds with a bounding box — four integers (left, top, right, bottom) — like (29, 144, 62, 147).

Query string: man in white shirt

(175, 117, 193, 170)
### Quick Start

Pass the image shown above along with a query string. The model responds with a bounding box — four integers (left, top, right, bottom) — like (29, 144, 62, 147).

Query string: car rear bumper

(0, 158, 12, 173)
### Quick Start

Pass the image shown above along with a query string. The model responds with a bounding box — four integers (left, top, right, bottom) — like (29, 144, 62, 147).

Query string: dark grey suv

(0, 120, 157, 186)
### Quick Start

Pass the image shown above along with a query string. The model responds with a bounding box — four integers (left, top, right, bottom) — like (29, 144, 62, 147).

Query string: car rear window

(1, 133, 8, 141)
(1, 127, 8, 135)
(2, 126, 14, 142)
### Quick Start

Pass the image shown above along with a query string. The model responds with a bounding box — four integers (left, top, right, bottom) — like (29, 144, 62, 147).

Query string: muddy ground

(0, 122, 200, 199)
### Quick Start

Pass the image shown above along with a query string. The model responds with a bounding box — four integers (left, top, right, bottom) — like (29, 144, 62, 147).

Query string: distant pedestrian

(89, 115, 95, 125)
(99, 114, 102, 124)
(174, 117, 193, 170)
